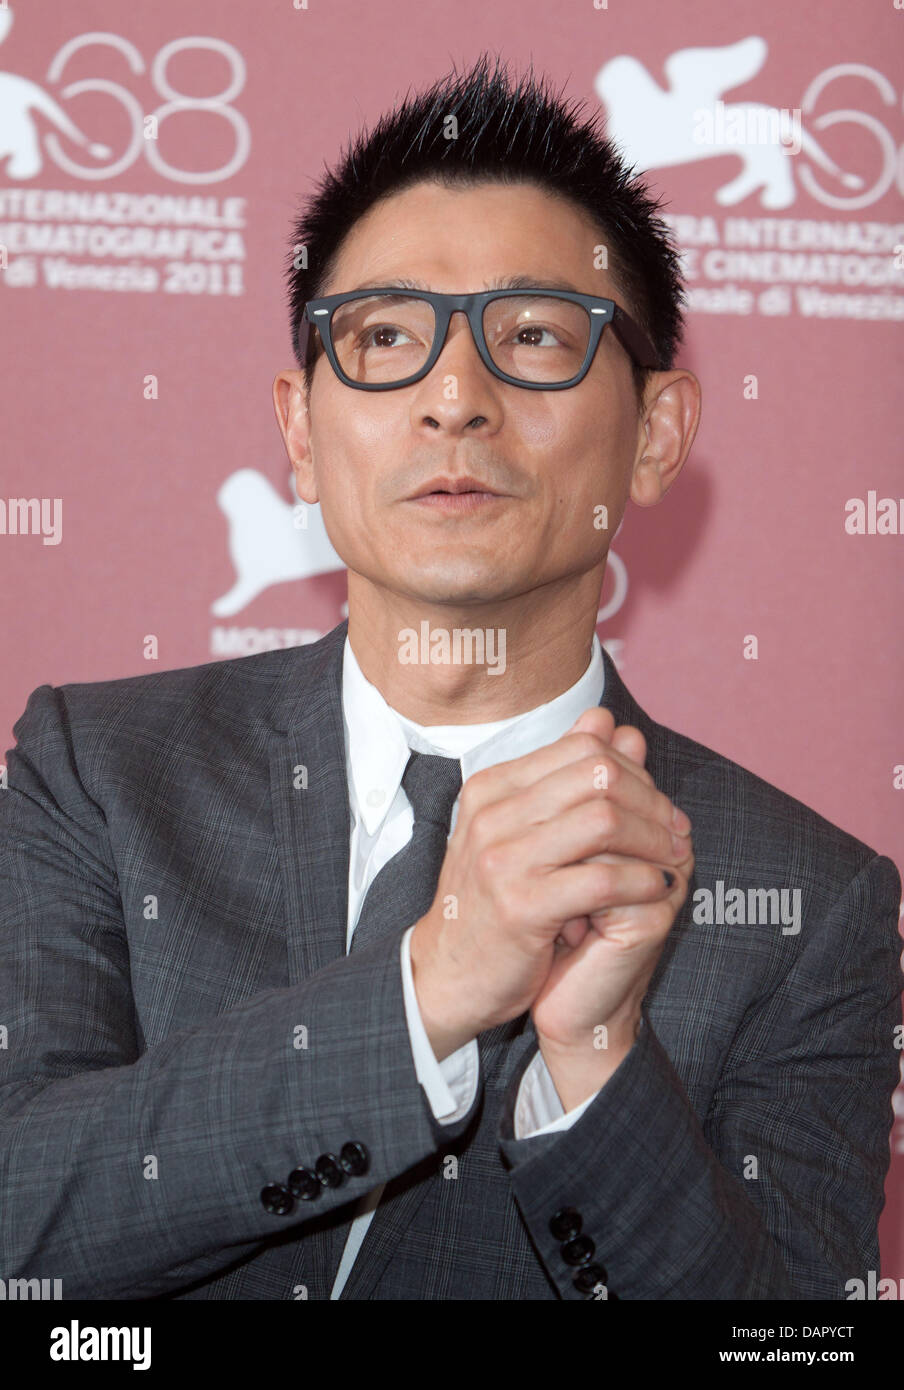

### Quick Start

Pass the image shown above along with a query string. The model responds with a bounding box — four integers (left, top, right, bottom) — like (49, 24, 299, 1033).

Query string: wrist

(537, 1011, 640, 1111)
(535, 999, 642, 1057)
(410, 917, 479, 1061)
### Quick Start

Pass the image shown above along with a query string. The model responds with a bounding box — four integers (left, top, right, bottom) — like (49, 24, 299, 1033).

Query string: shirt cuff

(514, 1049, 599, 1138)
(400, 925, 479, 1124)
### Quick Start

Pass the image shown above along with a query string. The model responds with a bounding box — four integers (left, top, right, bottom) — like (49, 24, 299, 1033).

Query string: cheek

(543, 410, 633, 533)
(544, 401, 626, 486)
(308, 390, 373, 514)
(317, 458, 364, 533)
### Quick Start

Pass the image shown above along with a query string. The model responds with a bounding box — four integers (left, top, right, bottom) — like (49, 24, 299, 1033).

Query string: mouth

(404, 475, 511, 514)
(408, 490, 507, 512)
(408, 476, 504, 500)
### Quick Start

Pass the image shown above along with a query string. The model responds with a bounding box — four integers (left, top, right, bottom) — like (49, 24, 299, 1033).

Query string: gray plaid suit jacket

(0, 618, 900, 1300)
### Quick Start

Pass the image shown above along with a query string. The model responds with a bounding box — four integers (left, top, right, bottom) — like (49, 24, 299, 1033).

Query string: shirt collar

(342, 632, 605, 837)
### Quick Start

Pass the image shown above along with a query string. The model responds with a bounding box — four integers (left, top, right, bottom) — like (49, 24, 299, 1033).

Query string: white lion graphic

(0, 8, 111, 179)
(596, 37, 862, 210)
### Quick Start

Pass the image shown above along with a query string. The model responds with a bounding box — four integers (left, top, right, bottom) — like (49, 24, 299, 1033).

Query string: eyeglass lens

(328, 294, 593, 384)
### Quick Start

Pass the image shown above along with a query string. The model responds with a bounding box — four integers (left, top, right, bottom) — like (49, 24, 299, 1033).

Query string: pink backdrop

(2, 0, 902, 1285)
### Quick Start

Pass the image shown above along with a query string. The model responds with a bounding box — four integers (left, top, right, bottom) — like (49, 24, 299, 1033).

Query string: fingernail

(672, 805, 692, 834)
(662, 870, 675, 888)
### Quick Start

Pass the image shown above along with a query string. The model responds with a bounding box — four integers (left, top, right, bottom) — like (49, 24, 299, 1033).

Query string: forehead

(322, 180, 618, 298)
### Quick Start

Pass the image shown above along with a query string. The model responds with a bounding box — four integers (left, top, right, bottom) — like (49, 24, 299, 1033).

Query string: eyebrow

(347, 274, 584, 294)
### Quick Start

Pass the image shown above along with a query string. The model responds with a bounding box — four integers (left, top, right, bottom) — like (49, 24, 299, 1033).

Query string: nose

(428, 307, 499, 386)
(412, 308, 501, 430)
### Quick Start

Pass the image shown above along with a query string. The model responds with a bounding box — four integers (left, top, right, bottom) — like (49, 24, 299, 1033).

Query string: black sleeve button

(549, 1206, 582, 1241)
(288, 1166, 322, 1201)
(562, 1234, 596, 1266)
(260, 1182, 294, 1216)
(338, 1140, 369, 1176)
(573, 1263, 609, 1295)
(315, 1153, 344, 1187)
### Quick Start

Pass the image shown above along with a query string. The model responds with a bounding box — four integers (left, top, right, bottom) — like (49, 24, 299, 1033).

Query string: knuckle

(476, 840, 505, 883)
(467, 804, 494, 846)
(649, 901, 676, 933)
(620, 924, 648, 951)
(573, 731, 605, 759)
(502, 881, 528, 924)
(595, 754, 619, 788)
(459, 770, 486, 812)
(650, 866, 669, 896)
(592, 863, 614, 899)
(592, 800, 618, 838)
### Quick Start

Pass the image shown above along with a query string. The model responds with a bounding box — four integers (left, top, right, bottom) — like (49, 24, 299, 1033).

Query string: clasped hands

(410, 705, 695, 1110)
(529, 706, 694, 1107)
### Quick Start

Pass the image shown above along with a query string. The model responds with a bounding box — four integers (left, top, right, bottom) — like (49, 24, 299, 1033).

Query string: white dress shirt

(330, 631, 607, 1298)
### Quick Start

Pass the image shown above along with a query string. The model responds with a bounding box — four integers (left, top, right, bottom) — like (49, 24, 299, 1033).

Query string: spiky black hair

(285, 51, 686, 410)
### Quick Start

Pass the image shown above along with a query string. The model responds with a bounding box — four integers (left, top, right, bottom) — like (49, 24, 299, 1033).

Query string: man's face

(281, 180, 659, 609)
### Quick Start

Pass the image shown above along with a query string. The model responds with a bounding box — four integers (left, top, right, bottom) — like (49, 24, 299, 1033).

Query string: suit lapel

(269, 621, 350, 983)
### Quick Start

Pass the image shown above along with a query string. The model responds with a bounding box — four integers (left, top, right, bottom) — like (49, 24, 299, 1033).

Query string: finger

(471, 745, 682, 853)
(571, 721, 653, 791)
(582, 851, 693, 925)
(610, 724, 647, 769)
(583, 846, 694, 873)
(572, 712, 647, 786)
(555, 917, 591, 949)
(585, 895, 679, 942)
(460, 723, 659, 830)
(533, 855, 687, 939)
(555, 840, 694, 944)
(458, 725, 639, 823)
(569, 706, 616, 742)
(520, 803, 688, 884)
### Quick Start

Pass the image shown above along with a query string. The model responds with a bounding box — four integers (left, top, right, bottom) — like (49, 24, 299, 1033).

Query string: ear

(630, 369, 701, 507)
(272, 370, 318, 504)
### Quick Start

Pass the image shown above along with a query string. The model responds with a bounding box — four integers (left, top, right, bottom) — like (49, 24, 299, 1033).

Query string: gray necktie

(350, 749, 463, 955)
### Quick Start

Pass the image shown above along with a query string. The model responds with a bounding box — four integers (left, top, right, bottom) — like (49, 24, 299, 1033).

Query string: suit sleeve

(514, 1050, 596, 1136)
(497, 854, 902, 1299)
(0, 683, 480, 1299)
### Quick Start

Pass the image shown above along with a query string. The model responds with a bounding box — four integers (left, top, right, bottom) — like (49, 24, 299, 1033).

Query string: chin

(402, 578, 517, 605)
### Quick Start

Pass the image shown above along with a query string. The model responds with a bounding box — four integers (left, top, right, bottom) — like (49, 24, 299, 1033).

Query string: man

(0, 54, 900, 1302)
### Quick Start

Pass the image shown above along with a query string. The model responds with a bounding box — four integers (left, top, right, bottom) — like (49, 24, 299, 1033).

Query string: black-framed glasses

(296, 288, 660, 391)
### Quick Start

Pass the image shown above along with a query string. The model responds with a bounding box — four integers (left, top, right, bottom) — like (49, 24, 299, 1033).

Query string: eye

(510, 323, 563, 348)
(357, 324, 417, 349)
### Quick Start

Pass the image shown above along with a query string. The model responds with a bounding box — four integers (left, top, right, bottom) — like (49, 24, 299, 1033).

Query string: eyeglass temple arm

(296, 313, 311, 362)
(610, 305, 660, 370)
